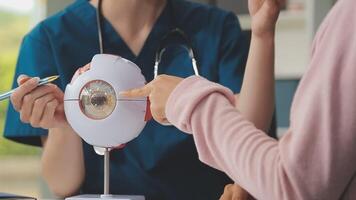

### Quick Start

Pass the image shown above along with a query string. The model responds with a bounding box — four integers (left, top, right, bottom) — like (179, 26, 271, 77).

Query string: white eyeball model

(64, 54, 149, 148)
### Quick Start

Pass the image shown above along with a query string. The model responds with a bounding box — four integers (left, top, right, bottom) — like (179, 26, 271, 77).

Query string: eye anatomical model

(64, 54, 149, 148)
(64, 54, 148, 200)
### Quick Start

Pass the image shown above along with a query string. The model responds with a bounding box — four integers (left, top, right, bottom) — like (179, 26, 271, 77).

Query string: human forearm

(165, 77, 300, 199)
(41, 125, 84, 197)
(237, 35, 275, 132)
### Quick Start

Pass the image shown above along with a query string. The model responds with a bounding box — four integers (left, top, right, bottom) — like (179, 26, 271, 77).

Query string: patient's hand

(249, 0, 285, 38)
(220, 184, 250, 200)
(120, 75, 183, 125)
(219, 184, 249, 200)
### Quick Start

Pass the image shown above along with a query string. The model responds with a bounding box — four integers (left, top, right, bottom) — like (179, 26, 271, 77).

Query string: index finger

(120, 83, 152, 98)
(11, 77, 40, 111)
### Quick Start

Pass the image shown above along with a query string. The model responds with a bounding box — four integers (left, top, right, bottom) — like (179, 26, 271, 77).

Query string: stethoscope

(96, 0, 200, 78)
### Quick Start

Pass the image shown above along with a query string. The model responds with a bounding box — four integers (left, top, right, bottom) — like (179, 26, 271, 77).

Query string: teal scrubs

(4, 0, 249, 199)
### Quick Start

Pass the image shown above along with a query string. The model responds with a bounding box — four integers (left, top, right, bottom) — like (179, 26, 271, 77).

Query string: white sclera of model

(64, 54, 147, 200)
(64, 54, 148, 148)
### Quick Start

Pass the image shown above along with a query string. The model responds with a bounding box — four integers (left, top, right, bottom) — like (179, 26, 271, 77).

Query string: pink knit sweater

(165, 0, 356, 199)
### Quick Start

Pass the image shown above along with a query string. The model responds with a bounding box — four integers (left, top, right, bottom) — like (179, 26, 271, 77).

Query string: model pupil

(91, 93, 107, 107)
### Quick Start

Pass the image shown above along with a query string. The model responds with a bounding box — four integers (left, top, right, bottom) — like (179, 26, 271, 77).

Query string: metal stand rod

(104, 147, 110, 195)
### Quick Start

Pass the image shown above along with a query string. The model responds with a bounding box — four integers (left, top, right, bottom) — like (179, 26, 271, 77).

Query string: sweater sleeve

(165, 0, 356, 199)
(167, 76, 293, 199)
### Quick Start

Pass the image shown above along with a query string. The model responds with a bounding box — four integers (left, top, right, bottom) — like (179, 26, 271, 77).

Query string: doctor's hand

(120, 75, 183, 125)
(249, 0, 285, 38)
(10, 75, 67, 129)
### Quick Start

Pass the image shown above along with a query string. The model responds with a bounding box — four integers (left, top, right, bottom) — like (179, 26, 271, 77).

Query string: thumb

(56, 102, 65, 113)
(47, 84, 64, 101)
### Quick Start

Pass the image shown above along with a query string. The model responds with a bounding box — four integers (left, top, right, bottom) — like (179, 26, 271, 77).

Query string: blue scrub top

(4, 0, 249, 199)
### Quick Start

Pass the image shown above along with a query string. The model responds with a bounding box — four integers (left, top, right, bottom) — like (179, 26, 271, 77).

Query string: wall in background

(46, 0, 73, 16)
(275, 80, 299, 127)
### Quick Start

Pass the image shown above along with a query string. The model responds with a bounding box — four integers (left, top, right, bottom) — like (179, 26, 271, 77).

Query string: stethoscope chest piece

(64, 54, 148, 148)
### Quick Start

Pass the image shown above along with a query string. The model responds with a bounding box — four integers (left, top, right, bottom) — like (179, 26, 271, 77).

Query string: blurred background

(0, 0, 42, 198)
(0, 0, 336, 199)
